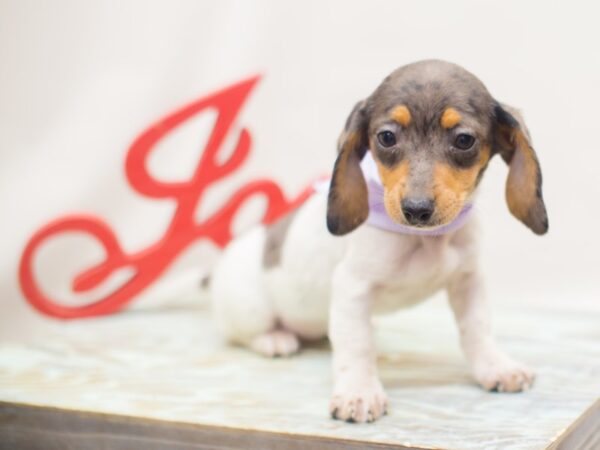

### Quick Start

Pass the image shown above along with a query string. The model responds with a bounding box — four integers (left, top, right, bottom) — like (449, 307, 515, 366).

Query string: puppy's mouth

(399, 215, 444, 230)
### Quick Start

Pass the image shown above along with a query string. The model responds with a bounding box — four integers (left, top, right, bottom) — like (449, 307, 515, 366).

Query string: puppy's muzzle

(401, 198, 435, 226)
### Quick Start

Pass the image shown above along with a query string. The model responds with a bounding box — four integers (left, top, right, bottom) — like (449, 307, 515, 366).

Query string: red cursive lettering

(19, 76, 313, 319)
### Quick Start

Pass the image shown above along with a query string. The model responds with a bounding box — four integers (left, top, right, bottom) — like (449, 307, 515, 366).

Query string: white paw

(473, 352, 535, 392)
(330, 377, 388, 423)
(250, 330, 300, 357)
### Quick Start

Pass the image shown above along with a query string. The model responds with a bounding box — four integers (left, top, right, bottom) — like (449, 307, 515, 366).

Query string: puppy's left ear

(493, 102, 548, 235)
(327, 100, 370, 235)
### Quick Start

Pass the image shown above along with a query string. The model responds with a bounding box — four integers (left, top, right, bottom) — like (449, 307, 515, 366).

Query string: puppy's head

(327, 60, 548, 236)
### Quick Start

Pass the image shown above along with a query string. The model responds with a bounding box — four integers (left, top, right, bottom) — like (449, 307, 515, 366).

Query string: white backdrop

(1, 0, 599, 339)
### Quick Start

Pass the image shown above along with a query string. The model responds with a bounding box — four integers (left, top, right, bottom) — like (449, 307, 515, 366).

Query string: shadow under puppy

(210, 60, 548, 423)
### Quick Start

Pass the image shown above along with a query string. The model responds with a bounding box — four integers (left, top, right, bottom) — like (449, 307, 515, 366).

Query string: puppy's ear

(327, 100, 370, 235)
(493, 102, 548, 235)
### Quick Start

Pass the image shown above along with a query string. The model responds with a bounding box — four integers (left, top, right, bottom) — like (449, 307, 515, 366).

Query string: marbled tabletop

(0, 296, 598, 450)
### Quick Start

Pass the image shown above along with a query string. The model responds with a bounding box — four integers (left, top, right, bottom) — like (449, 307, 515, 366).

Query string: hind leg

(210, 227, 301, 357)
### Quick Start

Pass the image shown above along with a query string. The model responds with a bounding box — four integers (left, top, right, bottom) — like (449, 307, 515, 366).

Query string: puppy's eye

(454, 133, 475, 150)
(377, 131, 396, 148)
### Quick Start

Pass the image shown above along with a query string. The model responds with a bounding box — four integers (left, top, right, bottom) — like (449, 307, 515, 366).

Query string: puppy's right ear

(327, 100, 370, 235)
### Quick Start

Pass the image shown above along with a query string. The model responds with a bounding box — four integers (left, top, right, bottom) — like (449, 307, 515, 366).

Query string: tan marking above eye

(390, 105, 411, 127)
(441, 107, 462, 129)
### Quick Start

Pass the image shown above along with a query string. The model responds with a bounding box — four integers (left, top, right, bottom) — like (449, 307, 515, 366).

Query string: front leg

(447, 271, 535, 392)
(328, 263, 387, 422)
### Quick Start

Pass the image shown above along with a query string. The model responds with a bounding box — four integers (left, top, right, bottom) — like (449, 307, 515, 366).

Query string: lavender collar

(359, 151, 474, 236)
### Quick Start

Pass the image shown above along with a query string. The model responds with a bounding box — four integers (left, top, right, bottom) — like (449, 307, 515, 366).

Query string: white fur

(210, 192, 534, 422)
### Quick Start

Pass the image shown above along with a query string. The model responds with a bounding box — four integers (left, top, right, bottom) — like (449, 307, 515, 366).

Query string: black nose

(401, 198, 435, 225)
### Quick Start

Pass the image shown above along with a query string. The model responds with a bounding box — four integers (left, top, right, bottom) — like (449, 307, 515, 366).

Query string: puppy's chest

(371, 237, 464, 312)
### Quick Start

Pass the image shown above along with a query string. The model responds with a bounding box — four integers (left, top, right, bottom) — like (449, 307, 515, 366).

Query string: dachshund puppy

(210, 60, 548, 423)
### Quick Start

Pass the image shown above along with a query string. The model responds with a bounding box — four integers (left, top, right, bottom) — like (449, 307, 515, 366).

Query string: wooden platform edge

(0, 401, 431, 450)
(549, 398, 600, 450)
